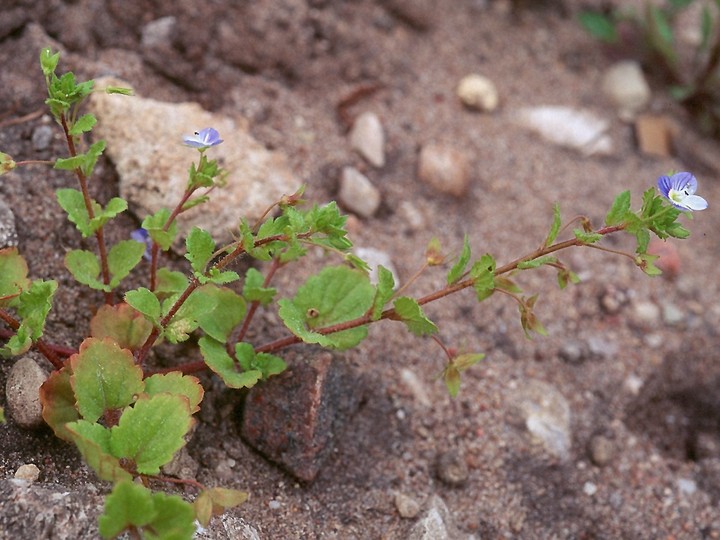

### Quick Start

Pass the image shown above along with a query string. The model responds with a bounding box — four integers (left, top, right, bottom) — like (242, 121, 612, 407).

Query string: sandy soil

(1, 0, 720, 538)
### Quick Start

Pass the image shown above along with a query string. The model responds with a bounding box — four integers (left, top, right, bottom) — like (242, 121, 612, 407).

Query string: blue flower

(131, 228, 153, 261)
(183, 127, 223, 149)
(657, 172, 708, 211)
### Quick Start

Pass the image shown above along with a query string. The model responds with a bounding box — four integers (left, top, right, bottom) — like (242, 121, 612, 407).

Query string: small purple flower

(183, 127, 223, 149)
(657, 172, 708, 211)
(131, 228, 153, 261)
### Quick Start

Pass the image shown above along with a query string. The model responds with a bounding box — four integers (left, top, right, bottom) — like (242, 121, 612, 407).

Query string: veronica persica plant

(657, 172, 708, 211)
(182, 127, 224, 149)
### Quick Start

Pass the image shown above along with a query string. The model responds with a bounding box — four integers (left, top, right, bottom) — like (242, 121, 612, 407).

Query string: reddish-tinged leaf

(40, 364, 78, 441)
(89, 303, 153, 351)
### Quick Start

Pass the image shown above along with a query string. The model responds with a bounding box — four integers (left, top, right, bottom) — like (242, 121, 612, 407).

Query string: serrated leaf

(242, 267, 277, 305)
(235, 342, 286, 379)
(66, 420, 132, 483)
(65, 249, 107, 291)
(89, 303, 154, 351)
(2, 279, 58, 357)
(453, 352, 485, 371)
(199, 337, 262, 389)
(636, 253, 663, 276)
(125, 288, 161, 323)
(195, 285, 246, 342)
(199, 268, 240, 285)
(470, 254, 496, 302)
(141, 209, 177, 251)
(40, 366, 79, 441)
(185, 227, 215, 274)
(40, 48, 60, 76)
(517, 255, 558, 270)
(143, 491, 196, 540)
(606, 190, 631, 226)
(447, 236, 471, 284)
(70, 338, 144, 423)
(162, 287, 217, 343)
(68, 113, 96, 136)
(0, 248, 30, 308)
(107, 240, 145, 288)
(99, 481, 156, 539)
(392, 297, 438, 336)
(573, 229, 603, 244)
(544, 203, 562, 246)
(155, 268, 188, 297)
(371, 265, 396, 320)
(277, 265, 374, 350)
(110, 394, 193, 475)
(56, 188, 95, 237)
(143, 372, 204, 414)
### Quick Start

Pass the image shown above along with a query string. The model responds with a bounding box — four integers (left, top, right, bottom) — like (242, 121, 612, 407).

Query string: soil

(1, 0, 720, 538)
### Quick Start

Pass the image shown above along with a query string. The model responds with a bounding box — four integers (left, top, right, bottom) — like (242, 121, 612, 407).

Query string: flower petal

(681, 194, 708, 211)
(657, 175, 672, 197)
(671, 172, 697, 195)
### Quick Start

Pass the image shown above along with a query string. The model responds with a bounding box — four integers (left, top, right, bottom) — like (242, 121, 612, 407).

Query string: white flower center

(669, 189, 686, 204)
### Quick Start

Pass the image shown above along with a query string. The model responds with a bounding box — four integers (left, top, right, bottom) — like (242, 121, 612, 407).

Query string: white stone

(14, 464, 40, 482)
(507, 379, 571, 459)
(141, 16, 176, 48)
(514, 106, 613, 155)
(349, 112, 385, 167)
(5, 355, 47, 429)
(583, 482, 597, 496)
(354, 246, 399, 287)
(89, 77, 300, 243)
(338, 166, 381, 218)
(602, 61, 651, 120)
(417, 143, 471, 197)
(457, 73, 499, 112)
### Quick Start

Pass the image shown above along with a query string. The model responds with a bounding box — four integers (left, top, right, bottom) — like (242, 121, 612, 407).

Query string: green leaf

(68, 113, 96, 136)
(557, 267, 580, 289)
(65, 249, 107, 291)
(1, 279, 58, 357)
(470, 254, 495, 302)
(517, 255, 558, 270)
(578, 11, 618, 43)
(0, 247, 30, 308)
(195, 284, 246, 342)
(125, 288, 161, 324)
(143, 491, 196, 540)
(371, 265, 395, 320)
(443, 365, 461, 398)
(40, 366, 80, 441)
(40, 48, 60, 76)
(199, 267, 239, 285)
(392, 297, 438, 336)
(606, 190, 631, 226)
(99, 481, 156, 539)
(110, 393, 193, 475)
(70, 338, 144, 423)
(155, 268, 188, 297)
(543, 203, 562, 247)
(56, 189, 94, 237)
(235, 342, 287, 379)
(277, 265, 374, 350)
(185, 227, 215, 274)
(635, 253, 663, 276)
(447, 236, 471, 284)
(242, 267, 277, 305)
(141, 209, 178, 251)
(573, 229, 603, 244)
(143, 372, 204, 414)
(54, 140, 107, 177)
(65, 420, 132, 483)
(107, 240, 145, 288)
(104, 86, 134, 96)
(0, 152, 17, 175)
(89, 303, 154, 351)
(199, 337, 262, 389)
(162, 287, 217, 343)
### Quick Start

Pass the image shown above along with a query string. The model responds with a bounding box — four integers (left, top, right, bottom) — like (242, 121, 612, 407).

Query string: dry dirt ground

(2, 0, 720, 538)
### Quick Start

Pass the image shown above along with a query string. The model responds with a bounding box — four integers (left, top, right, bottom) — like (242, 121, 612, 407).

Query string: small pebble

(14, 463, 40, 482)
(338, 166, 381, 218)
(583, 482, 597, 496)
(602, 60, 651, 120)
(623, 374, 643, 395)
(268, 500, 282, 510)
(5, 355, 47, 429)
(588, 435, 615, 467)
(141, 16, 176, 48)
(349, 112, 385, 167)
(31, 125, 54, 151)
(394, 492, 421, 519)
(417, 143, 471, 197)
(0, 199, 18, 248)
(662, 302, 685, 325)
(633, 300, 660, 323)
(457, 73, 499, 112)
(354, 246, 399, 287)
(677, 478, 697, 496)
(558, 340, 587, 365)
(435, 449, 469, 487)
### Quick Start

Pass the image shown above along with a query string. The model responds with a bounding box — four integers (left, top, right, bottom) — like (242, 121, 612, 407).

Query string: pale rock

(506, 379, 571, 459)
(417, 143, 471, 197)
(5, 355, 47, 429)
(394, 491, 421, 519)
(349, 112, 385, 167)
(14, 464, 40, 483)
(338, 166, 381, 218)
(354, 246, 399, 287)
(602, 61, 651, 120)
(141, 16, 176, 48)
(0, 199, 18, 248)
(88, 77, 299, 243)
(408, 496, 463, 540)
(400, 368, 432, 407)
(457, 73, 499, 112)
(513, 106, 613, 155)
